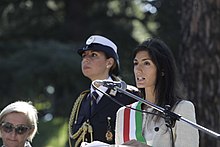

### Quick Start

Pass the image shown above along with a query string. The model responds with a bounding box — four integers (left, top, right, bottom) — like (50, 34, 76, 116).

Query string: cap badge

(86, 36, 95, 45)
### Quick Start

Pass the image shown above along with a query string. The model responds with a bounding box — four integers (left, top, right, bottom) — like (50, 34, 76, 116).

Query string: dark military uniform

(69, 34, 138, 146)
(69, 87, 138, 147)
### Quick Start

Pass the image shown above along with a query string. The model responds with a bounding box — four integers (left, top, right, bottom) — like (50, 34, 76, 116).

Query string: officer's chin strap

(69, 121, 93, 147)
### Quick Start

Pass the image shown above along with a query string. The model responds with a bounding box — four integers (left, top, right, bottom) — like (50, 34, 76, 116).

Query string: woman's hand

(122, 139, 150, 147)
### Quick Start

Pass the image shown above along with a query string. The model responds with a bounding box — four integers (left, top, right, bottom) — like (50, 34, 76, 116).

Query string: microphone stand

(114, 86, 220, 140)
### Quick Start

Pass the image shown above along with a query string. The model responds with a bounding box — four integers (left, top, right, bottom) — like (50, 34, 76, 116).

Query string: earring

(161, 72, 165, 76)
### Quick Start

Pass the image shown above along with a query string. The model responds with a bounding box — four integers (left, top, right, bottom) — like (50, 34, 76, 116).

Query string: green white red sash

(118, 101, 146, 144)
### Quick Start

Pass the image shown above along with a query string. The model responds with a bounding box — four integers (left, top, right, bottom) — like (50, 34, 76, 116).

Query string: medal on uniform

(105, 117, 113, 141)
(106, 130, 113, 141)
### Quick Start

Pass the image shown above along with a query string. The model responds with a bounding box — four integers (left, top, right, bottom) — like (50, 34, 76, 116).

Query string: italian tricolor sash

(118, 101, 146, 144)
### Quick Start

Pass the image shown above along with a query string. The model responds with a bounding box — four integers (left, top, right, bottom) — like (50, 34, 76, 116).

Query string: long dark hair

(133, 38, 186, 109)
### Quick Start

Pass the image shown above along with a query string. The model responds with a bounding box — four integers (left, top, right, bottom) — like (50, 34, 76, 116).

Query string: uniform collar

(90, 77, 113, 97)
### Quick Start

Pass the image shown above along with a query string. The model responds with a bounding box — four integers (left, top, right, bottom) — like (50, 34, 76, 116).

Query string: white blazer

(115, 100, 199, 147)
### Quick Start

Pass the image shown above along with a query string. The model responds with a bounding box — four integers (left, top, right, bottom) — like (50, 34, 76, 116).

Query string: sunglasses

(0, 122, 32, 135)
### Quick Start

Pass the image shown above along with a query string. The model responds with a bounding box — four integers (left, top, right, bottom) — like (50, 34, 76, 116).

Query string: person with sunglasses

(115, 38, 199, 147)
(68, 35, 137, 147)
(0, 101, 38, 147)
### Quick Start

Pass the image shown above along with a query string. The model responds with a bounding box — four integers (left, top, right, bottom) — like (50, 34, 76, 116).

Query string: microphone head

(93, 80, 127, 90)
(120, 81, 127, 90)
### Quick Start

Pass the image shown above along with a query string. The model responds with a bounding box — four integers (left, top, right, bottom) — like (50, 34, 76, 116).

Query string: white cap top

(86, 35, 117, 54)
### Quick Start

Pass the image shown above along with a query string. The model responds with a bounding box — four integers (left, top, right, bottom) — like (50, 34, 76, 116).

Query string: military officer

(68, 35, 138, 147)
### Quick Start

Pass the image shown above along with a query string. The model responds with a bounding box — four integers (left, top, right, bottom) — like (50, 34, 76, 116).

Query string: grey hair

(0, 101, 38, 142)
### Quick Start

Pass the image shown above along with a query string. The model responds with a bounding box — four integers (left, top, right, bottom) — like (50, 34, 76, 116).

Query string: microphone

(94, 80, 127, 90)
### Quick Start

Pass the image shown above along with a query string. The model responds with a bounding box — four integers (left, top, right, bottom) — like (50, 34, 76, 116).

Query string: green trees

(0, 0, 156, 115)
(0, 40, 84, 116)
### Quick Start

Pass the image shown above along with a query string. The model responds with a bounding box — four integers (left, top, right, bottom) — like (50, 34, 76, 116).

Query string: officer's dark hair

(105, 53, 119, 76)
(132, 38, 185, 109)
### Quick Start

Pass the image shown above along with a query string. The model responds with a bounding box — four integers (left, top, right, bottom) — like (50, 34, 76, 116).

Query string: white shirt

(90, 77, 113, 103)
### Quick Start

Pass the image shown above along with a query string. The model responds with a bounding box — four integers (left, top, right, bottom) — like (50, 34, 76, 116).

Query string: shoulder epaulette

(80, 89, 90, 95)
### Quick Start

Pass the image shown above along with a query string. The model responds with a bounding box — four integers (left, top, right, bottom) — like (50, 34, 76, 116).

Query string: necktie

(90, 91, 98, 115)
